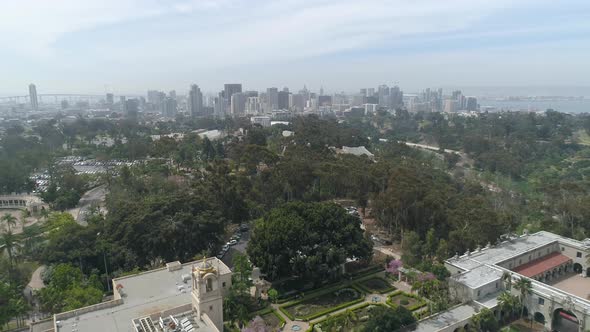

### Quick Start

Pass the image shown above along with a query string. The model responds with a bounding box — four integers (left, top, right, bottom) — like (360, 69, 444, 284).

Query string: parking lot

(218, 224, 250, 268)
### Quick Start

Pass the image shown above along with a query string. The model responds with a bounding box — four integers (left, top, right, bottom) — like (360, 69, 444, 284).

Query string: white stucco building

(38, 258, 232, 332)
(440, 231, 590, 332)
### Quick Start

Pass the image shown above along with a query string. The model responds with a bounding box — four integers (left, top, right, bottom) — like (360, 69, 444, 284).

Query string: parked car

(228, 239, 238, 246)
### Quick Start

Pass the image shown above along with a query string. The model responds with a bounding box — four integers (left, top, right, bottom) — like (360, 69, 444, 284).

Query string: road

(399, 141, 462, 155)
(73, 185, 108, 224)
(221, 229, 250, 268)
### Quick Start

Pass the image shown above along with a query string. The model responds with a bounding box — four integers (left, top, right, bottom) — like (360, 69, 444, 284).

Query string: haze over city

(1, 0, 590, 94)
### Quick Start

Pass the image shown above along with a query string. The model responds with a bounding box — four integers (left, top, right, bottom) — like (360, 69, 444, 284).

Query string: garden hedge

(386, 291, 427, 312)
(279, 284, 366, 321)
(354, 276, 397, 294)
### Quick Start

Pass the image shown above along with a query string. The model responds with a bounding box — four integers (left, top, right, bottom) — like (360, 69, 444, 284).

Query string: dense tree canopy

(247, 202, 373, 281)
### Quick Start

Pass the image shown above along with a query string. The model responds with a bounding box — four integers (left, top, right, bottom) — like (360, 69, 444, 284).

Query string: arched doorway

(534, 312, 546, 324)
(586, 267, 590, 277)
(573, 263, 583, 274)
(553, 308, 579, 332)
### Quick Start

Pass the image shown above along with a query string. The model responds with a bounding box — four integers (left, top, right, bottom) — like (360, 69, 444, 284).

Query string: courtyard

(550, 273, 590, 301)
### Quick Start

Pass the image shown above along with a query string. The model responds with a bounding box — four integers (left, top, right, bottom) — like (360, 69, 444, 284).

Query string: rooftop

(451, 265, 503, 289)
(56, 258, 229, 332)
(414, 303, 480, 332)
(513, 252, 571, 278)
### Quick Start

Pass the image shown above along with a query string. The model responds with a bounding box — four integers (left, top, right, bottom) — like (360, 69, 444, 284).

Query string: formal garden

(311, 304, 385, 332)
(387, 291, 427, 312)
(280, 285, 365, 321)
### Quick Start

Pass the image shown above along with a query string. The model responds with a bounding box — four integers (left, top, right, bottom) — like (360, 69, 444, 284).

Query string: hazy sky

(1, 0, 589, 95)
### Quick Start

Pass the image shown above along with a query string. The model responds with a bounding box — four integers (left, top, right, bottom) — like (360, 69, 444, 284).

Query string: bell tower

(192, 258, 224, 331)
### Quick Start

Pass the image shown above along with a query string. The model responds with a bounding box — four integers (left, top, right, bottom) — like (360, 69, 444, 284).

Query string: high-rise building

(389, 86, 403, 109)
(106, 93, 114, 105)
(278, 91, 290, 110)
(266, 87, 278, 111)
(169, 90, 177, 99)
(223, 84, 242, 101)
(246, 96, 261, 115)
(29, 84, 38, 110)
(290, 94, 305, 112)
(318, 95, 332, 106)
(162, 97, 177, 118)
(466, 97, 478, 111)
(378, 84, 389, 107)
(214, 92, 226, 118)
(125, 98, 139, 120)
(444, 99, 458, 113)
(188, 84, 203, 117)
(230, 93, 247, 116)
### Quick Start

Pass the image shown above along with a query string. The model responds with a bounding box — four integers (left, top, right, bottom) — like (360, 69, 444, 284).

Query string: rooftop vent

(166, 261, 182, 272)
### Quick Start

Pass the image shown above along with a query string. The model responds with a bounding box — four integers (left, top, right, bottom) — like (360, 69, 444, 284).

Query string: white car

(228, 239, 238, 246)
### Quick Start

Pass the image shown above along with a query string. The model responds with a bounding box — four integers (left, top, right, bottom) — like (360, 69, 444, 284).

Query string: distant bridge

(0, 94, 142, 104)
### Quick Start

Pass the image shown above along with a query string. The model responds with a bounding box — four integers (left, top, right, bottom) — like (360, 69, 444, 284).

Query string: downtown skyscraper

(29, 83, 38, 110)
(188, 84, 203, 117)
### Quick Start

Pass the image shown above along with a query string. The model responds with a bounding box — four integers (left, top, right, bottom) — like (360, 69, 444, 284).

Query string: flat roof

(414, 303, 480, 332)
(451, 265, 503, 288)
(446, 232, 560, 271)
(513, 252, 571, 278)
(56, 258, 229, 332)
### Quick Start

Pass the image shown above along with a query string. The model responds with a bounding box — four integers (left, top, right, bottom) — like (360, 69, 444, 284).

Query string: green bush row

(309, 303, 391, 332)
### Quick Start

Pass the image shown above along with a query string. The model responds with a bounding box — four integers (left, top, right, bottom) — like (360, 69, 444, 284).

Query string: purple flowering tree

(386, 259, 403, 275)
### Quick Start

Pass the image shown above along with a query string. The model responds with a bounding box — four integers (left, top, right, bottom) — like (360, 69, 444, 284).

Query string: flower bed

(355, 277, 396, 294)
(387, 291, 427, 311)
(280, 285, 364, 321)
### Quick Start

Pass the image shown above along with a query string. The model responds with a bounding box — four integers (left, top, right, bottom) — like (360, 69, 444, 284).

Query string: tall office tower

(367, 88, 375, 97)
(147, 90, 160, 104)
(106, 93, 114, 105)
(169, 90, 177, 99)
(318, 95, 332, 106)
(266, 87, 278, 111)
(389, 85, 403, 109)
(277, 91, 289, 110)
(246, 96, 261, 115)
(290, 94, 306, 111)
(444, 99, 458, 113)
(214, 92, 226, 117)
(378, 84, 389, 107)
(360, 88, 367, 96)
(319, 86, 324, 96)
(223, 84, 242, 101)
(125, 99, 139, 120)
(29, 84, 38, 110)
(119, 96, 127, 113)
(466, 97, 478, 111)
(282, 87, 289, 92)
(230, 93, 247, 116)
(244, 90, 258, 97)
(452, 90, 462, 99)
(188, 84, 203, 117)
(162, 97, 177, 118)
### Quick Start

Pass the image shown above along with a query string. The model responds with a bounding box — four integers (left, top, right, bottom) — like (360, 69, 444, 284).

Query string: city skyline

(1, 0, 589, 94)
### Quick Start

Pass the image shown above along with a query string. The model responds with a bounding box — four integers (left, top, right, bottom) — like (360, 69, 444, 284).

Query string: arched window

(206, 278, 213, 292)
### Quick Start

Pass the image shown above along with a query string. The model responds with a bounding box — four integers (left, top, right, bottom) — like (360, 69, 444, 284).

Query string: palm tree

(0, 231, 19, 269)
(513, 278, 533, 319)
(498, 291, 518, 322)
(502, 271, 512, 290)
(1, 213, 18, 232)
